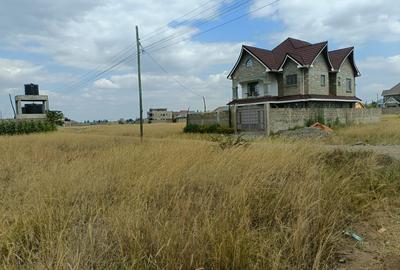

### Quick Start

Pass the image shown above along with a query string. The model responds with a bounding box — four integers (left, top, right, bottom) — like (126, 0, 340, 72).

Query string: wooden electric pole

(136, 25, 144, 141)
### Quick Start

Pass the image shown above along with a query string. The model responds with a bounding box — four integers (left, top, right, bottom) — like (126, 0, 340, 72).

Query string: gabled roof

(384, 96, 400, 104)
(382, 83, 400, 96)
(328, 47, 360, 76)
(228, 37, 360, 78)
(271, 38, 328, 69)
(242, 46, 277, 70)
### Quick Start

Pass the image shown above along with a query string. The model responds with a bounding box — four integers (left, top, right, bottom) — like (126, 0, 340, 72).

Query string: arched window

(245, 58, 253, 67)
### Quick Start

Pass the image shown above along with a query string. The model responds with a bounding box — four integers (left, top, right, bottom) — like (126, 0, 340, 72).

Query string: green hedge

(0, 120, 56, 135)
(184, 124, 234, 134)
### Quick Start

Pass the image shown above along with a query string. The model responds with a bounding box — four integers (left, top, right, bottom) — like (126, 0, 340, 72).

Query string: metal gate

(237, 105, 265, 131)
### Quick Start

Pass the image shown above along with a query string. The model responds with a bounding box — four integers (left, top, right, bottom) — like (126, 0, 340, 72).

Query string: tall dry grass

(61, 123, 191, 139)
(323, 115, 400, 145)
(0, 129, 398, 269)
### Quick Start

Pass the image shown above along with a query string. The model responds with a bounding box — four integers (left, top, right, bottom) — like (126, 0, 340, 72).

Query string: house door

(237, 105, 265, 131)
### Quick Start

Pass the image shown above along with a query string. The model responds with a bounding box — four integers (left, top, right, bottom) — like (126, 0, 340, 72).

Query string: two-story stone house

(227, 38, 361, 131)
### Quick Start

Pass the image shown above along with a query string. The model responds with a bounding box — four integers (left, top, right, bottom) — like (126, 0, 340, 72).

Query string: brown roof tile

(230, 37, 360, 78)
(328, 47, 354, 70)
(243, 38, 328, 70)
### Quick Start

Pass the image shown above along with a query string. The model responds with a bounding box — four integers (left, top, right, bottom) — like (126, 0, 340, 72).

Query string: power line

(143, 49, 203, 98)
(143, 49, 209, 112)
(59, 44, 136, 92)
(63, 53, 137, 92)
(59, 1, 223, 92)
(140, 0, 217, 42)
(145, 0, 280, 54)
(59, 0, 279, 93)
(142, 0, 251, 51)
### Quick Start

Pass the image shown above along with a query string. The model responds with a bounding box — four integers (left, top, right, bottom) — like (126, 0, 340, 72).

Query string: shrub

(209, 134, 249, 149)
(184, 124, 234, 134)
(46, 110, 64, 126)
(0, 120, 57, 136)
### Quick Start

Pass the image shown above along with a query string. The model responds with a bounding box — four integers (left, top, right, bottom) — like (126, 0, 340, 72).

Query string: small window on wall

(246, 58, 253, 67)
(248, 82, 259, 97)
(320, 75, 326, 87)
(286, 74, 297, 86)
(338, 77, 341, 87)
(346, 78, 352, 92)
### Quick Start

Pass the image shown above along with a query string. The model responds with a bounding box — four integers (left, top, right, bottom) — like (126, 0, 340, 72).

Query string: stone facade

(230, 48, 357, 101)
(282, 58, 303, 96)
(335, 58, 355, 97)
(231, 51, 268, 99)
(268, 108, 381, 134)
(231, 51, 280, 99)
(307, 54, 330, 95)
(186, 107, 381, 135)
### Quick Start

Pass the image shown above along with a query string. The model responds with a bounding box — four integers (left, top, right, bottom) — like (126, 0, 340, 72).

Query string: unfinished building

(15, 84, 49, 119)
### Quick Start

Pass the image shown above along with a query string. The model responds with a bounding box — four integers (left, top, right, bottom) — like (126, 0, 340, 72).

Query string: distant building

(213, 106, 229, 113)
(147, 108, 173, 123)
(382, 83, 400, 107)
(15, 84, 49, 119)
(173, 110, 195, 123)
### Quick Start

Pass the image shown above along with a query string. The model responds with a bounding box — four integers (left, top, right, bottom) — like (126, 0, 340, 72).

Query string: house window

(338, 77, 341, 87)
(246, 58, 253, 67)
(286, 74, 297, 86)
(346, 78, 352, 92)
(248, 82, 259, 97)
(320, 75, 326, 87)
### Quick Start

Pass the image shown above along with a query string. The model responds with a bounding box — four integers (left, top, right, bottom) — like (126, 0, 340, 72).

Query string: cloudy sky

(0, 0, 399, 121)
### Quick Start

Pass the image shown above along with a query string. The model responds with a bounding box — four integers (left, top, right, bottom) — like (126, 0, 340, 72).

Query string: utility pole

(9, 94, 16, 119)
(202, 96, 207, 112)
(136, 25, 144, 141)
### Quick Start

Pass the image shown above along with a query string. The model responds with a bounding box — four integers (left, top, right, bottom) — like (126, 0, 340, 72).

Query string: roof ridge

(243, 45, 272, 52)
(329, 47, 354, 53)
(390, 82, 400, 90)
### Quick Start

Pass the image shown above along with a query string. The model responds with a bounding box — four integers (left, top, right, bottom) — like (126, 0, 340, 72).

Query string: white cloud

(251, 0, 400, 45)
(0, 1, 243, 120)
(94, 79, 119, 89)
(1, 0, 231, 70)
(357, 54, 400, 100)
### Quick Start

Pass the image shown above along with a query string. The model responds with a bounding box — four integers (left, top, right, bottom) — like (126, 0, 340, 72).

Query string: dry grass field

(323, 115, 400, 145)
(0, 117, 399, 269)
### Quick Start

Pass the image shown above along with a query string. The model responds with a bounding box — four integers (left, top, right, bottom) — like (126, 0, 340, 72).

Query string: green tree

(46, 110, 64, 126)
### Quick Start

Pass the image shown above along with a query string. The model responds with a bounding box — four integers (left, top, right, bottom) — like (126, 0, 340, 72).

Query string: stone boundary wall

(187, 111, 230, 127)
(382, 107, 400, 115)
(269, 108, 381, 134)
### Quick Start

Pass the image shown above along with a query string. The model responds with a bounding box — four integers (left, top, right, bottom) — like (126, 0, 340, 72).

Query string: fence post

(233, 105, 238, 134)
(265, 103, 271, 136)
(228, 106, 232, 128)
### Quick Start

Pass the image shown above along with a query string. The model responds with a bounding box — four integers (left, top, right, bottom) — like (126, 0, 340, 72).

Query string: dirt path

(336, 209, 400, 270)
(331, 144, 400, 269)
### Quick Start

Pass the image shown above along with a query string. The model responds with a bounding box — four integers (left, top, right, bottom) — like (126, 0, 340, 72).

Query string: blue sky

(0, 0, 399, 121)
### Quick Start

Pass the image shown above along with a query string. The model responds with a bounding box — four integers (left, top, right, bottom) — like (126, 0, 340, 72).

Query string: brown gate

(237, 105, 265, 131)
